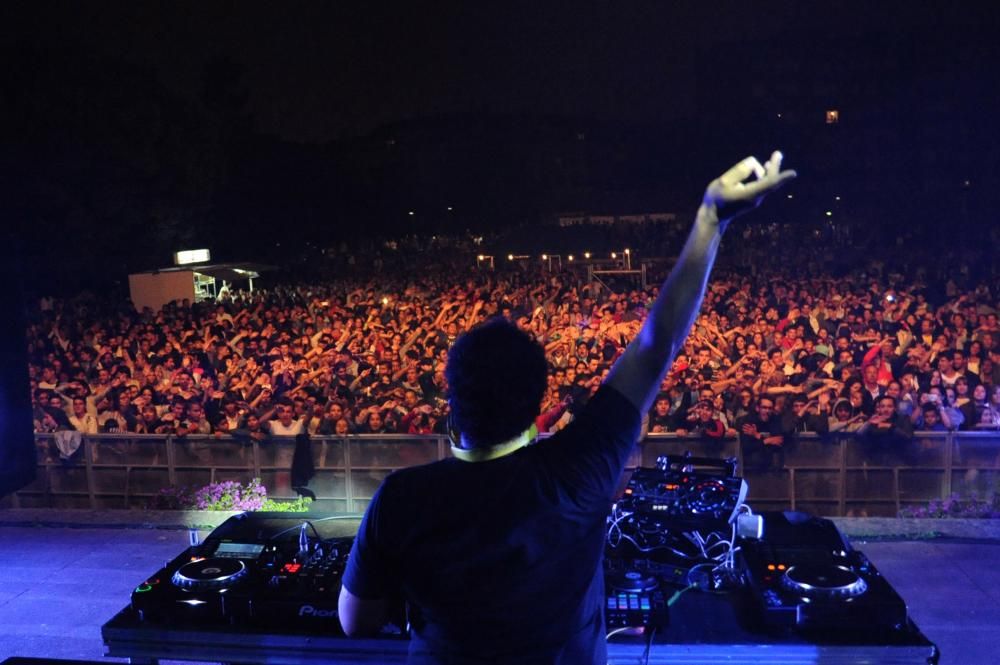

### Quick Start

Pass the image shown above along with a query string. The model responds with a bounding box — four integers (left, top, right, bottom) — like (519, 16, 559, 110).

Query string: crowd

(27, 226, 1000, 460)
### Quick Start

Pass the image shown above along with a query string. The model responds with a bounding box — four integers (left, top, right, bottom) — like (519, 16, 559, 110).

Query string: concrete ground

(0, 515, 998, 664)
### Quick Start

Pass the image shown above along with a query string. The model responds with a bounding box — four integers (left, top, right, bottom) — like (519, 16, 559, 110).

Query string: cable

(642, 626, 657, 665)
(605, 626, 633, 640)
(667, 582, 698, 606)
(266, 519, 322, 542)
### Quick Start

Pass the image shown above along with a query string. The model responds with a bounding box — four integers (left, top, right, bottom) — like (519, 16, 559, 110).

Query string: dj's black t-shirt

(343, 384, 641, 665)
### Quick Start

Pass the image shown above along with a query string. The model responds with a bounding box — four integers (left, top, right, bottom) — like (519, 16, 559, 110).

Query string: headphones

(448, 409, 538, 463)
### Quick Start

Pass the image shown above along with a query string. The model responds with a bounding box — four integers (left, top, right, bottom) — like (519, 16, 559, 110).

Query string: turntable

(171, 558, 248, 591)
(780, 563, 868, 600)
(128, 516, 356, 628)
(131, 553, 237, 622)
(739, 512, 908, 633)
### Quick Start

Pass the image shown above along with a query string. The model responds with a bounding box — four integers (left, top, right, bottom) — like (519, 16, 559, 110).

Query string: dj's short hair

(446, 317, 547, 448)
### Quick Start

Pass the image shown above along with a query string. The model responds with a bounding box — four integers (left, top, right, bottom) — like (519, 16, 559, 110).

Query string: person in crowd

(674, 399, 726, 439)
(860, 395, 915, 442)
(737, 395, 786, 470)
(829, 399, 866, 433)
(267, 403, 306, 437)
(782, 393, 830, 435)
(69, 397, 99, 434)
(916, 403, 950, 432)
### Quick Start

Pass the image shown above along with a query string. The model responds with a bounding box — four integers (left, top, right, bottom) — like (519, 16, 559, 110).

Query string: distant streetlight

(611, 252, 617, 259)
(508, 254, 514, 261)
(568, 255, 574, 261)
(825, 211, 833, 216)
(447, 206, 453, 211)
(542, 254, 548, 260)
(408, 211, 415, 216)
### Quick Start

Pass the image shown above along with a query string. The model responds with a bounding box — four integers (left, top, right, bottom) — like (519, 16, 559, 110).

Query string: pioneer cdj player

(128, 513, 401, 633)
(739, 511, 908, 633)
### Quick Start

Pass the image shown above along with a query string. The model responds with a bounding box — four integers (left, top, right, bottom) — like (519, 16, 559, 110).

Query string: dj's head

(446, 317, 547, 448)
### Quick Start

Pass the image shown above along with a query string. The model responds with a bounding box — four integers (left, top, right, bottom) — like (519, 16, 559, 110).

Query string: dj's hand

(703, 151, 796, 223)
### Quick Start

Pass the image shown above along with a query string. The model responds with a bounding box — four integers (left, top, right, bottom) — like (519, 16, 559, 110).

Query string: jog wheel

(780, 563, 867, 599)
(607, 569, 659, 593)
(688, 480, 728, 514)
(172, 557, 248, 591)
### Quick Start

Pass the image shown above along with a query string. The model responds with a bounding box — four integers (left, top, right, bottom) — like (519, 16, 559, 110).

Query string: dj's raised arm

(605, 151, 796, 414)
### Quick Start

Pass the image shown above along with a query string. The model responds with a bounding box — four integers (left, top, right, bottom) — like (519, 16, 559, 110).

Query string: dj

(339, 152, 795, 664)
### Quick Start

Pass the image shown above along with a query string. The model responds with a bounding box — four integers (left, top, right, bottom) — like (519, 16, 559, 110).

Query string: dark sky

(3, 1, 999, 296)
(6, 2, 984, 143)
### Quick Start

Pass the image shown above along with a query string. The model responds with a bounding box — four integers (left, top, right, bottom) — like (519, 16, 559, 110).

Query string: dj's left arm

(338, 585, 387, 637)
(338, 479, 400, 636)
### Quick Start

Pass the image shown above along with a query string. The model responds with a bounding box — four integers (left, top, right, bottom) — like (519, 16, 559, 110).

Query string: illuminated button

(146, 578, 160, 585)
(628, 595, 639, 609)
(767, 564, 776, 571)
(640, 599, 651, 610)
(134, 584, 152, 593)
(777, 564, 786, 571)
(607, 598, 616, 609)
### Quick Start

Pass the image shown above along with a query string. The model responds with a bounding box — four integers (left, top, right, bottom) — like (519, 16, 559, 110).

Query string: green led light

(135, 584, 152, 593)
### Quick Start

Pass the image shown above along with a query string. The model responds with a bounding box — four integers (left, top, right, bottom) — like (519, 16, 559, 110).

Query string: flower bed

(899, 493, 1000, 519)
(148, 478, 312, 512)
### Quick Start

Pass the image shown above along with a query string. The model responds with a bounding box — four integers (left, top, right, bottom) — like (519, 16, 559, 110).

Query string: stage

(0, 520, 997, 663)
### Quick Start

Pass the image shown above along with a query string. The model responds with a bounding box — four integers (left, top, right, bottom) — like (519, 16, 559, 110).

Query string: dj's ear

(447, 408, 461, 447)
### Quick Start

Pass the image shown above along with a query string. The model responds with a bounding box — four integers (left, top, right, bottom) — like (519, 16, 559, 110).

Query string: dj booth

(102, 590, 937, 665)
(101, 456, 939, 665)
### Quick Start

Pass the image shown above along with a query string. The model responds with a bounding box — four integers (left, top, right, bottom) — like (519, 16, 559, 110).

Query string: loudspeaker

(0, 227, 36, 497)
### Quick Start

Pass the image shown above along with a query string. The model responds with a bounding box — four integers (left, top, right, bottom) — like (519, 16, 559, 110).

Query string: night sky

(2, 2, 999, 293)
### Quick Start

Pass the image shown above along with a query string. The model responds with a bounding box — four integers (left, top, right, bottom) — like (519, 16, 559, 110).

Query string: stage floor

(0, 524, 997, 664)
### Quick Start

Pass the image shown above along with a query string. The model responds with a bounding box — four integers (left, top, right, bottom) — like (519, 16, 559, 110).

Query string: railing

(3, 432, 999, 517)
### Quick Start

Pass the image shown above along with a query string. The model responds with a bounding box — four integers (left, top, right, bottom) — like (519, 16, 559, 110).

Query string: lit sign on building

(174, 249, 211, 265)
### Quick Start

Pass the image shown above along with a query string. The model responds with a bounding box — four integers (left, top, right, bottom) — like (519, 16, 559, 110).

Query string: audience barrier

(4, 432, 999, 517)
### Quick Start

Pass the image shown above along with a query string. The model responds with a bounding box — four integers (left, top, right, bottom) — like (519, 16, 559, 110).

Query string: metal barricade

(6, 431, 999, 516)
